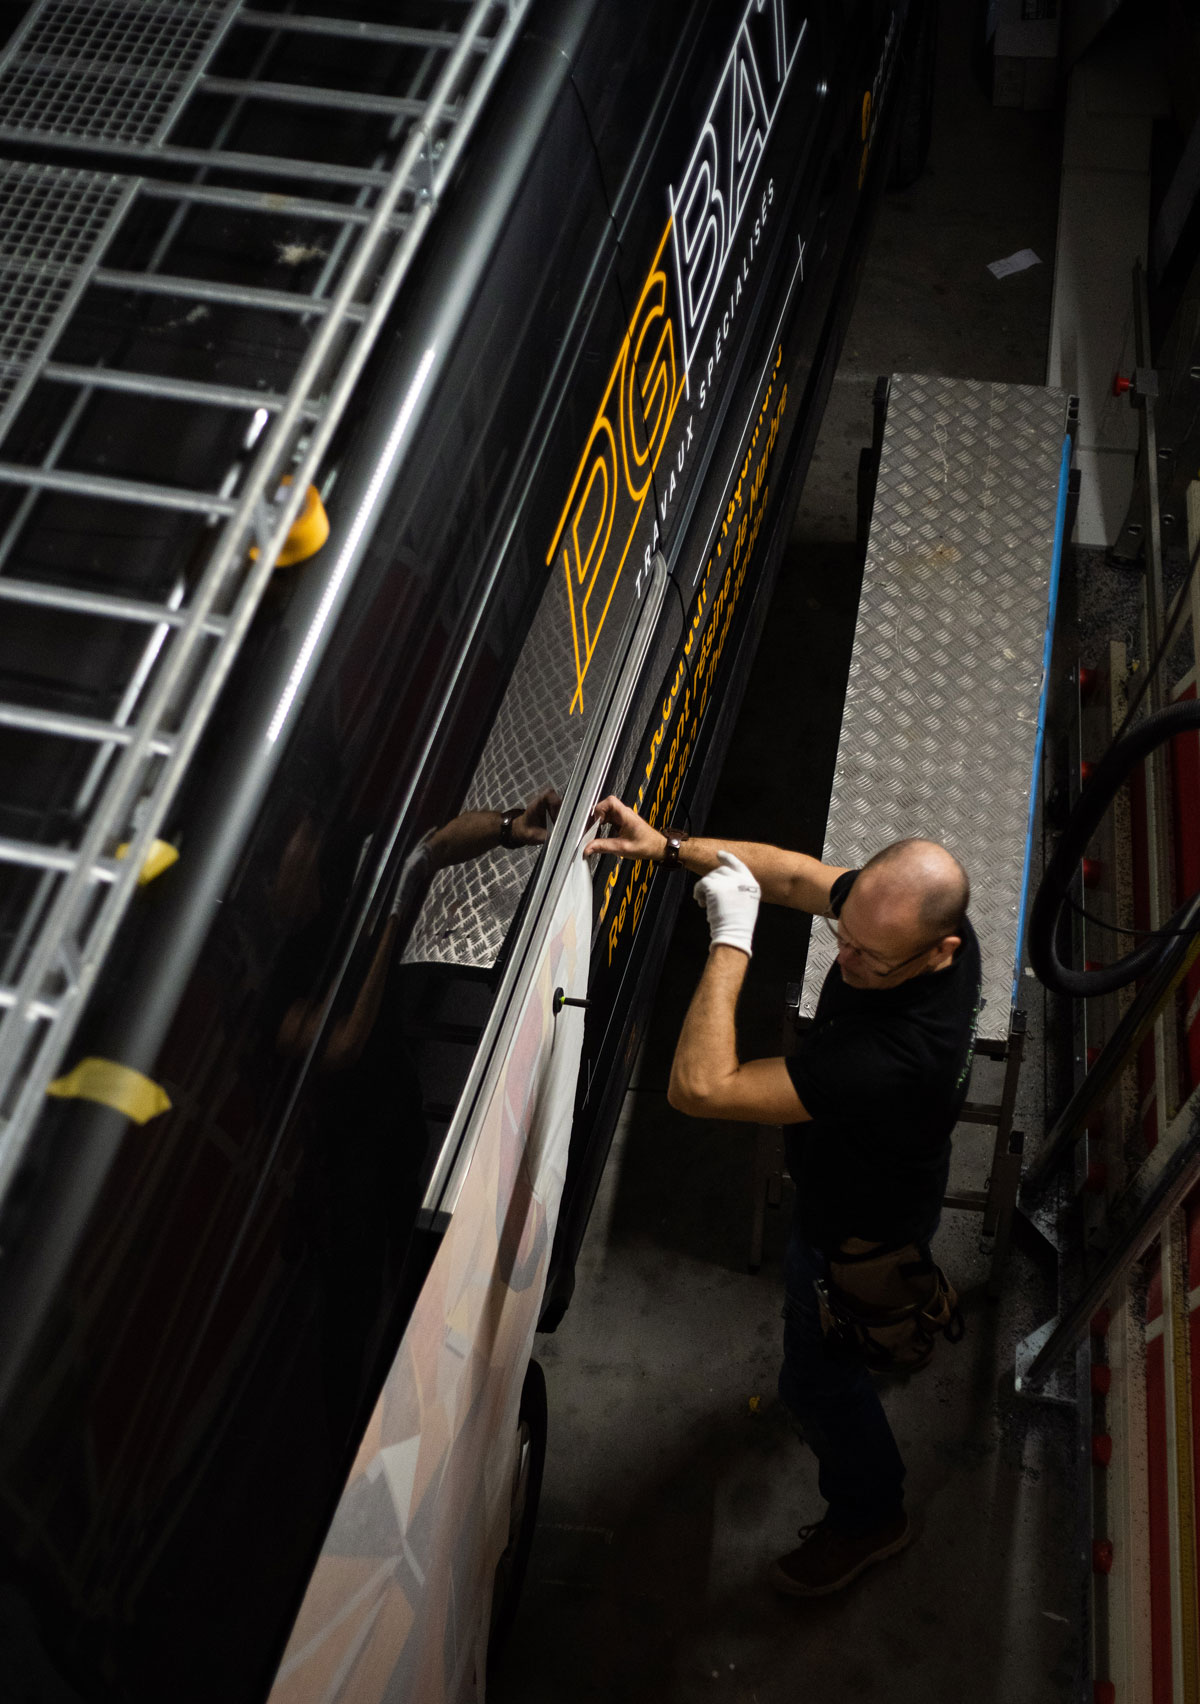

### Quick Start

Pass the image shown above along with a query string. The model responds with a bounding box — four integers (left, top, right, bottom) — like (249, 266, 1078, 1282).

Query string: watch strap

(498, 806, 521, 849)
(660, 828, 689, 869)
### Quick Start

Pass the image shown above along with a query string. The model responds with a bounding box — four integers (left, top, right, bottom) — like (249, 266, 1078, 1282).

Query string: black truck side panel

(0, 0, 921, 1695)
(0, 29, 641, 1704)
(543, 0, 917, 1324)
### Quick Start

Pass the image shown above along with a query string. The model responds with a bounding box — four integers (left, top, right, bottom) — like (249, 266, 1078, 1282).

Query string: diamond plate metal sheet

(801, 375, 1065, 1041)
(403, 570, 588, 969)
(0, 0, 238, 147)
(0, 161, 136, 449)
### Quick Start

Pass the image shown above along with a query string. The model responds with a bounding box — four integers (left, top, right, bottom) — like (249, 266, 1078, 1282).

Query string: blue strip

(1012, 432, 1072, 1006)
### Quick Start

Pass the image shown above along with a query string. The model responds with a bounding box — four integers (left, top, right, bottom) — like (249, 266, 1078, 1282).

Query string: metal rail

(1016, 1081, 1200, 1392)
(1023, 892, 1200, 1194)
(0, 0, 531, 1200)
(1017, 262, 1200, 1402)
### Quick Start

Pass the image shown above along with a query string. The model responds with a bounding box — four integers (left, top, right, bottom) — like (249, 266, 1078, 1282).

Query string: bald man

(584, 800, 981, 1598)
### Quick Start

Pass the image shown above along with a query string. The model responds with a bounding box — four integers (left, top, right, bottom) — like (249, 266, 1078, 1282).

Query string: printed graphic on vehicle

(597, 344, 790, 971)
(269, 862, 591, 1703)
(547, 220, 685, 717)
(668, 0, 804, 385)
(553, 0, 809, 716)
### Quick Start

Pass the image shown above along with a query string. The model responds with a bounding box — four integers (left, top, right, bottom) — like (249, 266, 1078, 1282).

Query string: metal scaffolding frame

(1017, 264, 1200, 1394)
(0, 0, 530, 1202)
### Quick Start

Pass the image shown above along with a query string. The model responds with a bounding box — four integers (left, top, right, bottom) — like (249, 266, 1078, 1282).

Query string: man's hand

(582, 795, 665, 862)
(582, 797, 849, 918)
(694, 851, 760, 957)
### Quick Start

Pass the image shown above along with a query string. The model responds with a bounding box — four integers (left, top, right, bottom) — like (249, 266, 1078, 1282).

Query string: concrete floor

(493, 9, 1089, 1701)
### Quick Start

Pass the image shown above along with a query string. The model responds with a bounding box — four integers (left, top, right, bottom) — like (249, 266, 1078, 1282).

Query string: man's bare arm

(667, 945, 812, 1124)
(681, 836, 846, 914)
(583, 796, 847, 914)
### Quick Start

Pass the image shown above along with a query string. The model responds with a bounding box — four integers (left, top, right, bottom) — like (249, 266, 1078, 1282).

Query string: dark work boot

(770, 1510, 911, 1597)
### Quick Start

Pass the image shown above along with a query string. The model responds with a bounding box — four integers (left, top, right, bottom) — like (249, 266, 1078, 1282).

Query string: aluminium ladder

(752, 374, 1076, 1288)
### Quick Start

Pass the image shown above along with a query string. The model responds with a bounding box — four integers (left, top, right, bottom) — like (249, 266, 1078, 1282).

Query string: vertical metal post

(1134, 262, 1197, 1700)
(1135, 264, 1167, 725)
(982, 1010, 1027, 1295)
(1191, 482, 1200, 673)
(1017, 1082, 1200, 1392)
(1135, 263, 1182, 1123)
(1108, 642, 1138, 1195)
(1105, 1272, 1155, 1698)
(1163, 1206, 1200, 1702)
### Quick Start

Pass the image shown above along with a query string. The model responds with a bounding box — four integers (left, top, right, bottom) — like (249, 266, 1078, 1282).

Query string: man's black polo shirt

(784, 870, 982, 1251)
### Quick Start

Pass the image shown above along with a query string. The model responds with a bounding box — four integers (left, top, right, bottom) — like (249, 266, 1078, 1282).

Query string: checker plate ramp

(801, 374, 1066, 1043)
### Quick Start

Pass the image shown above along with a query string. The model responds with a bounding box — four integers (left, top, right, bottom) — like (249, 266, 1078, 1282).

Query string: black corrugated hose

(1029, 698, 1200, 996)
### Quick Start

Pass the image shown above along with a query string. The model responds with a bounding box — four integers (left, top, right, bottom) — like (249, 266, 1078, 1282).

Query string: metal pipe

(0, 577, 227, 632)
(0, 703, 174, 752)
(1135, 258, 1185, 1194)
(237, 11, 494, 52)
(0, 990, 59, 1021)
(1135, 262, 1167, 721)
(92, 269, 368, 320)
(1023, 890, 1200, 1194)
(0, 132, 392, 189)
(40, 363, 316, 417)
(0, 464, 238, 514)
(0, 839, 117, 881)
(1017, 1081, 1200, 1390)
(198, 75, 427, 118)
(139, 177, 392, 225)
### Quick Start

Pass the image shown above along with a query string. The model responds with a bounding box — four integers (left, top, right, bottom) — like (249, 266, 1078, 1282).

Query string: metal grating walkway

(0, 0, 240, 146)
(802, 374, 1069, 1042)
(0, 0, 531, 1204)
(0, 162, 136, 440)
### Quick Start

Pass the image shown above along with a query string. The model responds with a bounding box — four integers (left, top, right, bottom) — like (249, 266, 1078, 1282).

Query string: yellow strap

(115, 838, 179, 885)
(47, 1058, 171, 1124)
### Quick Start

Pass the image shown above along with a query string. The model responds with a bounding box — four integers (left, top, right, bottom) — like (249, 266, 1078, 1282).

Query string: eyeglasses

(821, 913, 940, 979)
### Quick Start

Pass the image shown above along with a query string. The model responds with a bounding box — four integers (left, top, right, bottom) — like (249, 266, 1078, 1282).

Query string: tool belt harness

(816, 1237, 965, 1373)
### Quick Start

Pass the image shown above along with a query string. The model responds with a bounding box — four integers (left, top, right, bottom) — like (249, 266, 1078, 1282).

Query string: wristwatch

(659, 826, 689, 869)
(498, 806, 522, 849)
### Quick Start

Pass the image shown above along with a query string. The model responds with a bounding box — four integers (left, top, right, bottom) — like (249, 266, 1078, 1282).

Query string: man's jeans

(778, 1218, 906, 1537)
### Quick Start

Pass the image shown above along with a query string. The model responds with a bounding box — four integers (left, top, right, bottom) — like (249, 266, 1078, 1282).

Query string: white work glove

(693, 851, 760, 957)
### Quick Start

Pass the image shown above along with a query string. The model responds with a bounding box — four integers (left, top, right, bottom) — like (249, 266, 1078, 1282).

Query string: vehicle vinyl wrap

(579, 0, 909, 1001)
(267, 860, 592, 1704)
(0, 0, 920, 1695)
(0, 24, 661, 1704)
(589, 0, 827, 591)
(549, 215, 686, 721)
(543, 0, 916, 1319)
(597, 347, 790, 972)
